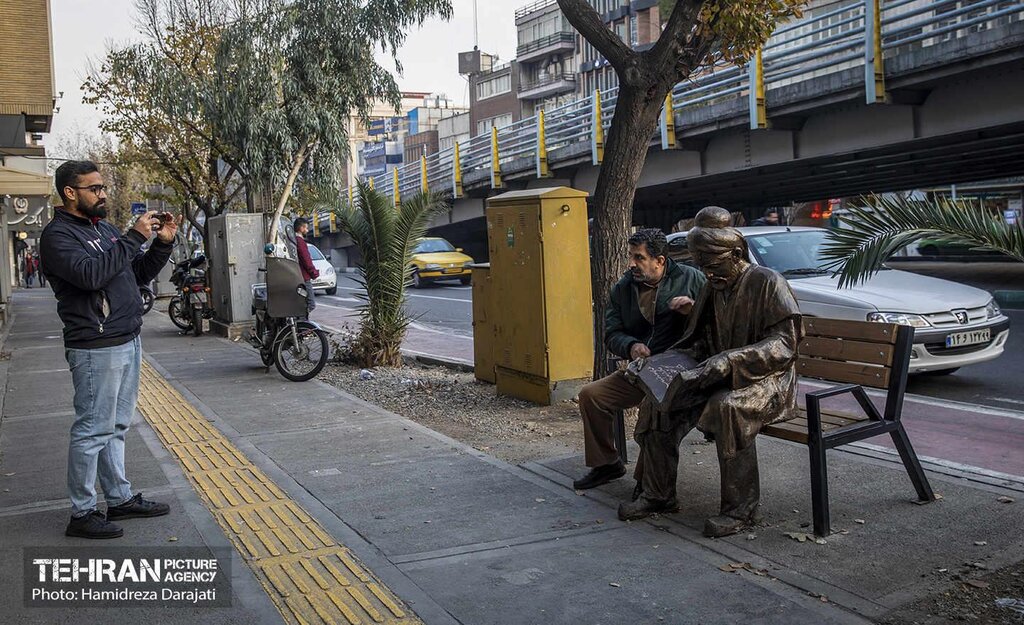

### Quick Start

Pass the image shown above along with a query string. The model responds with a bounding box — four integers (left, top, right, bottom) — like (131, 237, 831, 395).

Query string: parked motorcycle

(140, 282, 155, 315)
(168, 255, 213, 336)
(247, 254, 329, 382)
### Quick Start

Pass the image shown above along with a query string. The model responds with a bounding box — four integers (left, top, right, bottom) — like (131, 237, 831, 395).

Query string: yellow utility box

(485, 187, 594, 405)
(470, 263, 495, 383)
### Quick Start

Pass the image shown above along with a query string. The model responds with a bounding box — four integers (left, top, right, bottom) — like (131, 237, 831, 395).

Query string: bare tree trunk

(590, 84, 672, 377)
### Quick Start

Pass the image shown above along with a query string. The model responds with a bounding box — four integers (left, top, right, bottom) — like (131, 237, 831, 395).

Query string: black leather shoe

(573, 461, 626, 490)
(66, 511, 123, 539)
(618, 496, 680, 521)
(106, 493, 170, 520)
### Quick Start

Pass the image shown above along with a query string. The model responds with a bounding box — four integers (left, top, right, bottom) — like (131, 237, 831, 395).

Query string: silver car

(666, 226, 1010, 374)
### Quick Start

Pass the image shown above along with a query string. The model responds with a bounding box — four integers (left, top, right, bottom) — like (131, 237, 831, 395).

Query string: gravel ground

(319, 361, 637, 466)
(881, 558, 1024, 624)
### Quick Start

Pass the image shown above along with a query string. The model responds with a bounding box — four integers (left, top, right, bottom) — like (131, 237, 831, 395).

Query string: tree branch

(267, 139, 314, 245)
(649, 0, 708, 76)
(557, 0, 636, 74)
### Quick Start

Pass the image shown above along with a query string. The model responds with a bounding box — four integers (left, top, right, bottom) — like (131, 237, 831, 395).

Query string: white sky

(47, 0, 523, 154)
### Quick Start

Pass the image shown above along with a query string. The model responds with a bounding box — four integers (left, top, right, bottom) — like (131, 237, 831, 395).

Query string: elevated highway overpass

(313, 0, 1024, 265)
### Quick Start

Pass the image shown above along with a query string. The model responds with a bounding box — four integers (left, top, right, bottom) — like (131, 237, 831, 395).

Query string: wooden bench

(763, 317, 936, 537)
(607, 317, 935, 537)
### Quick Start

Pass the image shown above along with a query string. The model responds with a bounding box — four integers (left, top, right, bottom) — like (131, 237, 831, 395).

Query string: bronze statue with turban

(620, 206, 803, 538)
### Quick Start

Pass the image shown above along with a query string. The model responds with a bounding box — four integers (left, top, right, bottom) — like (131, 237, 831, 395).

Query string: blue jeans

(65, 336, 141, 517)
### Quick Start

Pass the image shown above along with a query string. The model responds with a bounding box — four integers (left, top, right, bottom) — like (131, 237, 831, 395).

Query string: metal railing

(318, 0, 1024, 229)
(517, 32, 576, 57)
(519, 71, 577, 93)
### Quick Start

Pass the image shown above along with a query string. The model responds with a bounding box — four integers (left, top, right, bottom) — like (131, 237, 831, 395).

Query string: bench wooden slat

(799, 336, 895, 367)
(796, 410, 870, 428)
(762, 421, 810, 444)
(803, 318, 898, 344)
(797, 357, 891, 389)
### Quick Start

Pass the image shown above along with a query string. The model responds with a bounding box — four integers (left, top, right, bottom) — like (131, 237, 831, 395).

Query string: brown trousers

(634, 388, 762, 521)
(579, 370, 644, 467)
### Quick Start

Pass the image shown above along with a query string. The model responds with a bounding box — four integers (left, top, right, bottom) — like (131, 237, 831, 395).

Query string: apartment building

(0, 0, 56, 320)
(515, 0, 578, 114)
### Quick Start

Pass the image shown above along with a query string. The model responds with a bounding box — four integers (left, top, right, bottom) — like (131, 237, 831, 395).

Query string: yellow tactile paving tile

(137, 362, 422, 625)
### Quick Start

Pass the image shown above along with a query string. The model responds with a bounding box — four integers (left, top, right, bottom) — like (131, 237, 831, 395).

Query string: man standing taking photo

(40, 160, 175, 539)
(573, 229, 706, 491)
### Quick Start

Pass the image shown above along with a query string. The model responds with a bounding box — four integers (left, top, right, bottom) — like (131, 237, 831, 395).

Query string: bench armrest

(805, 383, 860, 400)
(805, 382, 882, 427)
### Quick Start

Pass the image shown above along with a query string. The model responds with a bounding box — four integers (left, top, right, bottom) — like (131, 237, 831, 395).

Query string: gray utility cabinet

(207, 213, 264, 324)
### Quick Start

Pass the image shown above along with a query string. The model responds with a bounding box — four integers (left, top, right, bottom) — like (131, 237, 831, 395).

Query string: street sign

(131, 202, 148, 215)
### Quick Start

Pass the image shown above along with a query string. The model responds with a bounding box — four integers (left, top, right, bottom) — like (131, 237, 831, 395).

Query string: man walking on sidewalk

(293, 217, 319, 317)
(40, 160, 176, 539)
(573, 229, 706, 491)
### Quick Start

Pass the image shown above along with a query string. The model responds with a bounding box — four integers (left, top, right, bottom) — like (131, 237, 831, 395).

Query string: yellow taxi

(409, 237, 474, 288)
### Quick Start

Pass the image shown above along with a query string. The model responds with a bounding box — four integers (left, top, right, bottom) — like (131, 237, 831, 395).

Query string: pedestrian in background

(293, 217, 319, 317)
(40, 160, 176, 539)
(24, 251, 37, 287)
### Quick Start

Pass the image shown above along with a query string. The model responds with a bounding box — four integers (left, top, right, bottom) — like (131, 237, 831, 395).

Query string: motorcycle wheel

(273, 322, 329, 382)
(192, 307, 203, 337)
(168, 297, 192, 330)
(141, 289, 154, 315)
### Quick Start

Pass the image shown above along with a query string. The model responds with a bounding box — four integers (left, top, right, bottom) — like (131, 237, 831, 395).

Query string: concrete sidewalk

(2, 289, 1022, 624)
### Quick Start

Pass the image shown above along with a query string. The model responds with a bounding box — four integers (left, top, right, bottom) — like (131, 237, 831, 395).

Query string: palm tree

(821, 194, 1024, 288)
(328, 182, 449, 367)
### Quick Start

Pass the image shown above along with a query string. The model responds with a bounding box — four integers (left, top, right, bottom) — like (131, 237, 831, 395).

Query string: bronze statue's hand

(630, 343, 651, 360)
(669, 296, 694, 315)
(700, 353, 731, 387)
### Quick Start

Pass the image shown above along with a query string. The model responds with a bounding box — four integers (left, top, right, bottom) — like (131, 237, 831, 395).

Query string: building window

(476, 73, 512, 101)
(630, 14, 639, 47)
(477, 113, 513, 135)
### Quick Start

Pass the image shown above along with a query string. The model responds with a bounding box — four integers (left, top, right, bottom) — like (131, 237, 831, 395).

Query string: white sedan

(666, 226, 1010, 375)
(307, 244, 337, 295)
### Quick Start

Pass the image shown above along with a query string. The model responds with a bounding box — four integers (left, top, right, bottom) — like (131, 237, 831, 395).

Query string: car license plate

(945, 328, 990, 348)
(443, 268, 461, 274)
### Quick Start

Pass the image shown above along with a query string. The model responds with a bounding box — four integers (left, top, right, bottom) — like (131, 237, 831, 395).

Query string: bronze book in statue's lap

(623, 350, 706, 413)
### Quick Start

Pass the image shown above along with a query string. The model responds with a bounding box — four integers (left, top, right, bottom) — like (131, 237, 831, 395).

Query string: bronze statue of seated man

(619, 206, 803, 538)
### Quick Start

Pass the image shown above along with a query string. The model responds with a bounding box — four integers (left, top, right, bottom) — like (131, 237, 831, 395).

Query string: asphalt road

(317, 273, 473, 337)
(320, 264, 1024, 412)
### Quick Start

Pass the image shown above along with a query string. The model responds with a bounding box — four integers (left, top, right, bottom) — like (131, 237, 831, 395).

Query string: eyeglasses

(69, 184, 107, 195)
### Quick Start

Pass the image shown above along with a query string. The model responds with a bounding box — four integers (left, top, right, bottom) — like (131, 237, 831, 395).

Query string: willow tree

(87, 0, 453, 248)
(556, 0, 803, 372)
(208, 0, 453, 245)
(83, 1, 244, 242)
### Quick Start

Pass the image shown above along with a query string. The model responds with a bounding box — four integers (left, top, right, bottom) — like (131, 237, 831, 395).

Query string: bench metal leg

(889, 423, 935, 502)
(612, 409, 628, 464)
(808, 434, 830, 537)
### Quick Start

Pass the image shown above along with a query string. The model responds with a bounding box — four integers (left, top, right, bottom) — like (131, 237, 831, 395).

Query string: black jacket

(39, 209, 173, 349)
(604, 258, 707, 360)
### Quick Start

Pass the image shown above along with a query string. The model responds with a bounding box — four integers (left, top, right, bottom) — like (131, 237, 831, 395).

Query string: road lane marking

(137, 362, 421, 625)
(334, 285, 471, 304)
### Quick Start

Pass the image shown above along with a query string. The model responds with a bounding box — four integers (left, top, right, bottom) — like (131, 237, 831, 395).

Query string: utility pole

(472, 0, 479, 49)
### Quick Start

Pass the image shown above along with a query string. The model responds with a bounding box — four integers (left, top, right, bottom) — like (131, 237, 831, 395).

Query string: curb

(402, 352, 475, 373)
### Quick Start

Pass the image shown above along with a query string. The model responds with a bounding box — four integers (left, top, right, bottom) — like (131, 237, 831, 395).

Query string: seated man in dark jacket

(573, 229, 706, 490)
(40, 160, 176, 539)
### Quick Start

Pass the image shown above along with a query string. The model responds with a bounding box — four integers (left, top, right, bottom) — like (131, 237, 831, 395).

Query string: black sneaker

(106, 493, 170, 520)
(66, 511, 123, 539)
(573, 461, 626, 490)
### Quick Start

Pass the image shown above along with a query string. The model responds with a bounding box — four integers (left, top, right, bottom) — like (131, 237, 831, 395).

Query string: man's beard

(631, 269, 657, 284)
(80, 199, 107, 219)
